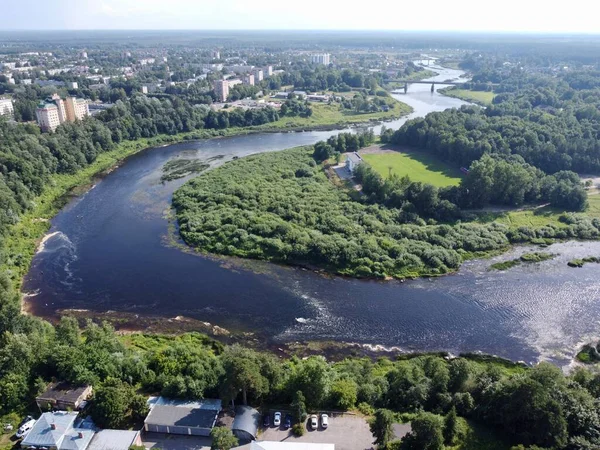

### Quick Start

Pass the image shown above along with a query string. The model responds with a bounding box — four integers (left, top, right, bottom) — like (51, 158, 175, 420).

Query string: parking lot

(260, 414, 375, 450)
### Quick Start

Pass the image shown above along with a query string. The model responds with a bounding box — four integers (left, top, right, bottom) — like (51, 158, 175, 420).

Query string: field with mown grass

(359, 150, 463, 187)
(441, 88, 496, 106)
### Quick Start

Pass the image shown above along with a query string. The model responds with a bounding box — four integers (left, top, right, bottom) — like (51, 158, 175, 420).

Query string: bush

(292, 423, 305, 437)
(358, 402, 374, 416)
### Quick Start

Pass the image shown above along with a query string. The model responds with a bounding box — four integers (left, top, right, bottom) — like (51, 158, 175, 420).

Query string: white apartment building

(243, 74, 255, 86)
(214, 79, 229, 102)
(264, 66, 273, 77)
(311, 53, 331, 65)
(0, 98, 14, 117)
(36, 95, 89, 132)
(252, 69, 263, 83)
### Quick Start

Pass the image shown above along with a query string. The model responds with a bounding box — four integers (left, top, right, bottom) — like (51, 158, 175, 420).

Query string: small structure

(88, 430, 142, 450)
(21, 411, 95, 450)
(345, 152, 363, 174)
(144, 397, 222, 436)
(232, 406, 260, 443)
(36, 382, 92, 411)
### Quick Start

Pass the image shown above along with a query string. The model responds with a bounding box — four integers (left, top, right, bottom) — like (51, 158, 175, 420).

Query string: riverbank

(7, 101, 412, 298)
(438, 86, 496, 106)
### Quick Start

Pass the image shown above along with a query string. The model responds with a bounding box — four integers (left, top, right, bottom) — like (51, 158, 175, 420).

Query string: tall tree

(369, 408, 394, 449)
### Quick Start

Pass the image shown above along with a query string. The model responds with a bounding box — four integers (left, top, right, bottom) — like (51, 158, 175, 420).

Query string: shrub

(292, 423, 305, 437)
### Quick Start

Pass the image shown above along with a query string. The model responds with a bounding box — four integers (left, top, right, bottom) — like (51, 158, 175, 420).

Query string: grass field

(360, 149, 463, 187)
(264, 99, 412, 129)
(441, 88, 496, 106)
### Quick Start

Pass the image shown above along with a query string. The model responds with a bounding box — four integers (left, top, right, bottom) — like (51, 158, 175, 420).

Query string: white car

(309, 414, 318, 429)
(16, 419, 36, 439)
(321, 414, 329, 429)
(273, 412, 281, 427)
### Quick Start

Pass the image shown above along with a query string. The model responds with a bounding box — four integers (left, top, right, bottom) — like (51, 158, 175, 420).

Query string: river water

(23, 64, 600, 367)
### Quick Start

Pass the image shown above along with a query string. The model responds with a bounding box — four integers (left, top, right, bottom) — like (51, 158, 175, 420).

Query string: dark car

(263, 414, 270, 427)
(284, 414, 292, 429)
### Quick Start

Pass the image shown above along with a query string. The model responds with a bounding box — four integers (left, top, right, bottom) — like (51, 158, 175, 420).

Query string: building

(252, 69, 263, 83)
(65, 97, 90, 122)
(21, 78, 32, 85)
(235, 442, 335, 450)
(141, 85, 149, 94)
(21, 411, 95, 450)
(88, 430, 142, 450)
(144, 397, 222, 436)
(211, 50, 221, 59)
(0, 98, 14, 117)
(232, 406, 261, 443)
(81, 51, 88, 59)
(242, 74, 255, 86)
(307, 94, 330, 102)
(36, 382, 93, 411)
(67, 81, 79, 89)
(264, 66, 273, 77)
(214, 79, 229, 101)
(310, 53, 331, 65)
(345, 152, 363, 173)
(36, 95, 89, 132)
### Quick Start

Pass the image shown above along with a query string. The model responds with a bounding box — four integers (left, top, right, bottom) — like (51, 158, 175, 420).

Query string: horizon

(3, 0, 599, 34)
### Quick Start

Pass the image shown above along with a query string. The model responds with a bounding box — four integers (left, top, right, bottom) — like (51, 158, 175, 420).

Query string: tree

(210, 426, 238, 450)
(401, 412, 444, 450)
(220, 346, 269, 405)
(291, 390, 307, 422)
(370, 408, 394, 449)
(443, 406, 459, 445)
(91, 379, 148, 428)
(330, 379, 358, 410)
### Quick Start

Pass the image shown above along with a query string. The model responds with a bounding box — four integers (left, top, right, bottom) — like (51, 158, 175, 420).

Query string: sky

(3, 0, 600, 33)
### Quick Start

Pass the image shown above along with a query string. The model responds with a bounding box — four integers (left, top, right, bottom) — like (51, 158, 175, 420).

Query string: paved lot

(142, 432, 212, 450)
(260, 414, 374, 450)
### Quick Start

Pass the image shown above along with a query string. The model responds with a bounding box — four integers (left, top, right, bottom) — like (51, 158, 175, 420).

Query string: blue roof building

(21, 411, 95, 450)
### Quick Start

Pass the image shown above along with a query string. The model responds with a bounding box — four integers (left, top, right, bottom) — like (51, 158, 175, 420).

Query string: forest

(3, 317, 600, 450)
(173, 146, 600, 280)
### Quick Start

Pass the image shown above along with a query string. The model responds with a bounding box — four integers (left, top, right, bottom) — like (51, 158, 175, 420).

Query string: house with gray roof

(87, 430, 142, 450)
(232, 406, 260, 443)
(345, 152, 363, 174)
(20, 411, 95, 450)
(144, 397, 222, 436)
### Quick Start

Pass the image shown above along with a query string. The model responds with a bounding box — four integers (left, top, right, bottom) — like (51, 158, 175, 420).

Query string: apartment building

(36, 94, 89, 132)
(311, 53, 331, 65)
(0, 98, 14, 117)
(252, 68, 263, 83)
(242, 74, 255, 86)
(214, 79, 229, 102)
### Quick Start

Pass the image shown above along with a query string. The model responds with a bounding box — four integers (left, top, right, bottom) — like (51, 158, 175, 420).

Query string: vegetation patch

(490, 252, 555, 270)
(576, 343, 600, 363)
(360, 150, 462, 187)
(439, 87, 496, 106)
(161, 159, 211, 182)
(567, 256, 600, 268)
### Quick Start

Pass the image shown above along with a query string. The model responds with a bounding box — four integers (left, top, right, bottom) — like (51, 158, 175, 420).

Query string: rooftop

(37, 382, 91, 404)
(144, 397, 222, 429)
(88, 430, 139, 450)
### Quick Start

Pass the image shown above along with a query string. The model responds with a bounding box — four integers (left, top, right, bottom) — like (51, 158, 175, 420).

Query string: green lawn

(360, 150, 463, 187)
(264, 100, 411, 129)
(441, 88, 496, 106)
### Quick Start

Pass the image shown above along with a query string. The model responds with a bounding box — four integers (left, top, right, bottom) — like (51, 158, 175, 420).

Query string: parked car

(263, 414, 270, 427)
(321, 413, 329, 429)
(273, 411, 281, 427)
(309, 414, 318, 429)
(284, 414, 292, 429)
(16, 419, 36, 439)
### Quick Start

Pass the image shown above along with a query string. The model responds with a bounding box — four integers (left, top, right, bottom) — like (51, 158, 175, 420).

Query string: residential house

(20, 411, 95, 450)
(36, 382, 92, 411)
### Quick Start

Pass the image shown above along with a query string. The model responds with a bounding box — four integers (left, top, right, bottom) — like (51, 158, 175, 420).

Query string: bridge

(390, 79, 466, 94)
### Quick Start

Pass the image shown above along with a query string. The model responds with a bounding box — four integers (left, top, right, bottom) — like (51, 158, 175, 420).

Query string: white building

(0, 98, 14, 117)
(67, 81, 78, 89)
(311, 53, 331, 65)
(243, 74, 255, 86)
(214, 79, 229, 102)
(345, 152, 363, 173)
(211, 50, 221, 59)
(81, 51, 88, 59)
(264, 66, 273, 77)
(36, 95, 89, 132)
(252, 69, 264, 83)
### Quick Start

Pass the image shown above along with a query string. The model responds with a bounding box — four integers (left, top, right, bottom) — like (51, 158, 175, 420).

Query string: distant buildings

(67, 81, 79, 89)
(211, 50, 221, 59)
(81, 51, 88, 59)
(311, 53, 331, 65)
(214, 79, 229, 102)
(243, 74, 255, 86)
(264, 65, 273, 77)
(0, 98, 14, 117)
(36, 94, 90, 132)
(252, 68, 263, 83)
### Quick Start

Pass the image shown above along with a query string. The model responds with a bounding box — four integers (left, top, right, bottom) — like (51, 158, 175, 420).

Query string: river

(23, 64, 600, 367)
